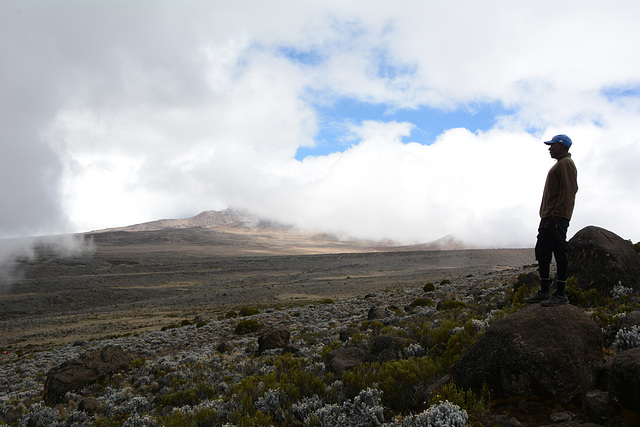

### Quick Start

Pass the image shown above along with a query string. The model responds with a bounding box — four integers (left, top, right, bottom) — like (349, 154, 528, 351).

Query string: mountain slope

(91, 208, 468, 254)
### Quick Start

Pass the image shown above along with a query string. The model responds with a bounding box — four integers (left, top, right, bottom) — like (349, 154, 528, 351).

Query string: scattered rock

(43, 345, 130, 405)
(340, 327, 359, 341)
(369, 335, 410, 362)
(283, 344, 302, 354)
(325, 347, 367, 374)
(0, 406, 21, 425)
(620, 310, 640, 330)
(514, 271, 540, 293)
(609, 347, 640, 414)
(367, 306, 387, 320)
(584, 390, 616, 421)
(257, 329, 290, 353)
(217, 341, 233, 353)
(480, 414, 524, 427)
(425, 375, 451, 396)
(452, 305, 603, 404)
(549, 411, 572, 422)
(568, 226, 640, 294)
(508, 271, 540, 303)
(78, 397, 99, 415)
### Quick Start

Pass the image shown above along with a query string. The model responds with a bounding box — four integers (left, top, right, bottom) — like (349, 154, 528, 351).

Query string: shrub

(438, 300, 465, 310)
(342, 357, 439, 413)
(391, 400, 468, 427)
(361, 320, 384, 331)
(230, 354, 328, 423)
(613, 325, 640, 353)
(432, 381, 487, 421)
(611, 283, 634, 300)
(436, 322, 481, 369)
(239, 306, 260, 316)
(234, 319, 262, 335)
(410, 297, 434, 309)
(511, 283, 530, 304)
(159, 382, 217, 408)
(565, 277, 604, 307)
(423, 282, 435, 292)
(440, 279, 452, 285)
(291, 389, 384, 426)
(321, 341, 342, 358)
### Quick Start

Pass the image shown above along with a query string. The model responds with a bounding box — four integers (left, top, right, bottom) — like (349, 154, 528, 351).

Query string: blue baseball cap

(544, 134, 572, 148)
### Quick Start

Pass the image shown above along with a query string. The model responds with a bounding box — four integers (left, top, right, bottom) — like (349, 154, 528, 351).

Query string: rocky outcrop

(258, 329, 290, 354)
(368, 335, 410, 362)
(620, 310, 640, 330)
(568, 226, 640, 294)
(367, 306, 388, 320)
(325, 347, 367, 374)
(339, 327, 359, 341)
(507, 271, 540, 303)
(609, 347, 640, 414)
(43, 345, 130, 405)
(452, 305, 603, 404)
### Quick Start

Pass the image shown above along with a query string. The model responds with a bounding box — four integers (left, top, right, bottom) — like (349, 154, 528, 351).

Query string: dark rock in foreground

(452, 304, 603, 404)
(43, 345, 130, 405)
(258, 329, 291, 354)
(609, 347, 640, 414)
(326, 347, 367, 374)
(568, 226, 640, 294)
(369, 335, 411, 362)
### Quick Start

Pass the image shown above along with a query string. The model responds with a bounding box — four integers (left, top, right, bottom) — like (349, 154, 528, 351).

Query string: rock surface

(609, 347, 640, 414)
(325, 347, 367, 374)
(369, 335, 410, 362)
(568, 226, 640, 293)
(257, 329, 290, 353)
(620, 310, 640, 330)
(452, 304, 603, 404)
(43, 345, 130, 405)
(367, 306, 388, 320)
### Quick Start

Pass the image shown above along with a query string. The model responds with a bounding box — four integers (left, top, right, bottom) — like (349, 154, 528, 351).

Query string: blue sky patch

(278, 46, 325, 66)
(295, 98, 512, 160)
(601, 84, 640, 101)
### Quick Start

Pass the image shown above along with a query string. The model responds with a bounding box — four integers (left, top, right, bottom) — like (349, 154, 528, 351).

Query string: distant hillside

(97, 209, 289, 232)
(93, 208, 468, 252)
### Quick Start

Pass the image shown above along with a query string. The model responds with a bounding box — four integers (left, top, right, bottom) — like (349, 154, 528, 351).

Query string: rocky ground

(0, 228, 633, 426)
(0, 229, 533, 350)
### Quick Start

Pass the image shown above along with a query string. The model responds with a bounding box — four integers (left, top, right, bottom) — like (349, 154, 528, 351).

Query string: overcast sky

(2, 0, 640, 248)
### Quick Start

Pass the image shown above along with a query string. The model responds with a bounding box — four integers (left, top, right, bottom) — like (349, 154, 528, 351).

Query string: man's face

(548, 142, 566, 159)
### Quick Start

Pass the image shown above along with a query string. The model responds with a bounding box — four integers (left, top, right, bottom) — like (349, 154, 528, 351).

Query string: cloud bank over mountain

(2, 1, 640, 248)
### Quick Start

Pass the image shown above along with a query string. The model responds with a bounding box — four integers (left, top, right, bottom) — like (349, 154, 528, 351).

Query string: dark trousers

(535, 217, 570, 282)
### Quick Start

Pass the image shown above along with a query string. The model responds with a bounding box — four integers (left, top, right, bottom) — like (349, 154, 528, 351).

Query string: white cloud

(2, 0, 640, 249)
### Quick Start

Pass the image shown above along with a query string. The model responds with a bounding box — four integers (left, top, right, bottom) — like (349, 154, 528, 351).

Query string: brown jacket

(540, 153, 578, 220)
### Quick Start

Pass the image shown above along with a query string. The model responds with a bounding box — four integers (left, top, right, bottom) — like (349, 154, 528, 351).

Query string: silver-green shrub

(613, 325, 640, 352)
(385, 400, 468, 427)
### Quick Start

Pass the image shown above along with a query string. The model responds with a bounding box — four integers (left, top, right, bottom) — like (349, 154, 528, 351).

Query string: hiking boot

(541, 292, 569, 307)
(524, 291, 551, 303)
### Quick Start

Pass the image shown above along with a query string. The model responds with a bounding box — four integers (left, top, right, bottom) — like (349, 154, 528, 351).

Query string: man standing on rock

(525, 134, 578, 307)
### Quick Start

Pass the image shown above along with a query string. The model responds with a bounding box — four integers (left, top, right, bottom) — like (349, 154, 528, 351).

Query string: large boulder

(43, 345, 130, 405)
(367, 306, 388, 320)
(257, 329, 290, 354)
(369, 335, 410, 362)
(452, 305, 602, 404)
(620, 310, 640, 330)
(568, 226, 640, 294)
(326, 347, 367, 374)
(609, 347, 640, 414)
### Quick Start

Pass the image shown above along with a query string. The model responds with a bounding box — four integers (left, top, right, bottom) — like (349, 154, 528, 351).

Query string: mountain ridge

(91, 208, 468, 252)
